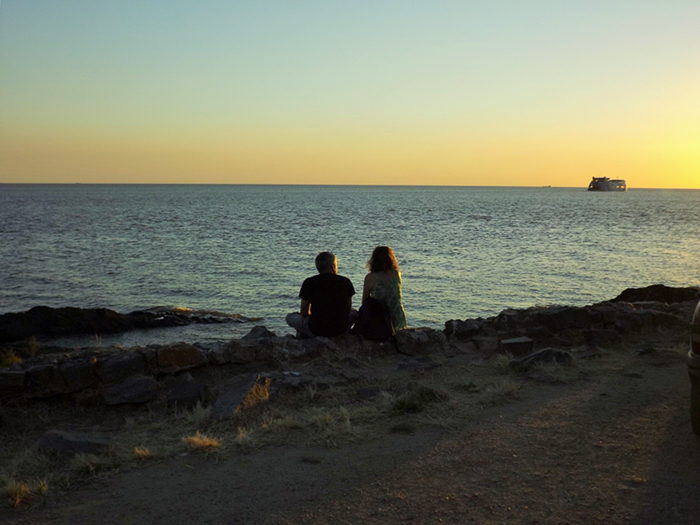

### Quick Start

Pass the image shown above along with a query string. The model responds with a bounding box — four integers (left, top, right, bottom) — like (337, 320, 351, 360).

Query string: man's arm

(300, 299, 311, 317)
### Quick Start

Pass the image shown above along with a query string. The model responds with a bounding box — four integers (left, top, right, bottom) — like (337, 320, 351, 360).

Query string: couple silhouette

(285, 247, 407, 340)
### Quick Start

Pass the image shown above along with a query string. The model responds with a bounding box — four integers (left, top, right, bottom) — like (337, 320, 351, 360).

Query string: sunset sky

(1, 1, 698, 188)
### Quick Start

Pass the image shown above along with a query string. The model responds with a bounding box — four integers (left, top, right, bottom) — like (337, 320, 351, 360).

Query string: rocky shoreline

(0, 306, 259, 345)
(1, 284, 698, 416)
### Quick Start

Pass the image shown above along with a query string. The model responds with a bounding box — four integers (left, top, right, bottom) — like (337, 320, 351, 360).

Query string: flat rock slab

(501, 336, 534, 356)
(97, 354, 145, 384)
(103, 375, 157, 405)
(211, 375, 271, 419)
(35, 430, 110, 456)
(509, 348, 574, 371)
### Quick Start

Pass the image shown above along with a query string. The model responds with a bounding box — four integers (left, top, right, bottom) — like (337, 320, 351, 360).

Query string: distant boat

(587, 177, 627, 192)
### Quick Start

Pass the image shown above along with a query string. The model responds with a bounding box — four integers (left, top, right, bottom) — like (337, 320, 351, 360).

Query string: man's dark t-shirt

(299, 273, 355, 337)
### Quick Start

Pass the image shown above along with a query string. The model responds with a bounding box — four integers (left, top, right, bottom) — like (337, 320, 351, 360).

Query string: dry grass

(0, 477, 49, 508)
(133, 447, 152, 459)
(182, 431, 221, 451)
(2, 333, 677, 507)
(178, 402, 211, 426)
(1, 480, 32, 508)
(0, 349, 22, 368)
(70, 453, 102, 474)
(27, 336, 40, 357)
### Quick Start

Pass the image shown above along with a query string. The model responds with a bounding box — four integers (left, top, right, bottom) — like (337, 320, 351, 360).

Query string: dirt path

(4, 361, 699, 525)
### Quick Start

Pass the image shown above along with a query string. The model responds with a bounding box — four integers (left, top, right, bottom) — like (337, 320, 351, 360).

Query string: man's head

(315, 251, 337, 274)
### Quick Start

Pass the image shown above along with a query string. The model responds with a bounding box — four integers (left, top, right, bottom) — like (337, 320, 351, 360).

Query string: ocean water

(1, 184, 699, 346)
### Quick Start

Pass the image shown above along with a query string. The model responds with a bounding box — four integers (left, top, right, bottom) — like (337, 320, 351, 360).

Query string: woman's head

(368, 246, 399, 273)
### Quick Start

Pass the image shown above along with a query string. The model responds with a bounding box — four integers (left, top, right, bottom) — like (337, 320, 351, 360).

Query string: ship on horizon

(588, 177, 627, 192)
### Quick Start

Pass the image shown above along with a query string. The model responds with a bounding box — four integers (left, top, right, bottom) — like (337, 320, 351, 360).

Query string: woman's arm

(362, 273, 374, 304)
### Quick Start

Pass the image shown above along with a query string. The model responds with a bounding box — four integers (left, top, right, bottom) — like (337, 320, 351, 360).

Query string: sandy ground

(3, 355, 699, 525)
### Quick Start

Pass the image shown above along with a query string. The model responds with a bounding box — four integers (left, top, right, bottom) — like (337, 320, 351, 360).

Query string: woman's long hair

(367, 246, 400, 273)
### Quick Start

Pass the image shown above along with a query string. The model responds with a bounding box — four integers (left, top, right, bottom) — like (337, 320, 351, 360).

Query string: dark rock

(395, 328, 438, 356)
(241, 326, 277, 343)
(589, 304, 619, 325)
(584, 329, 622, 347)
(0, 306, 256, 344)
(157, 343, 207, 372)
(397, 355, 439, 372)
(611, 284, 700, 304)
(534, 306, 592, 330)
(501, 336, 534, 356)
(225, 340, 275, 364)
(509, 348, 574, 371)
(300, 337, 338, 357)
(264, 371, 308, 393)
(205, 344, 229, 365)
(472, 336, 502, 356)
(35, 430, 110, 456)
(0, 370, 26, 398)
(493, 309, 522, 331)
(450, 341, 478, 355)
(444, 319, 481, 339)
(163, 374, 206, 408)
(25, 364, 68, 397)
(211, 375, 271, 419)
(136, 346, 159, 373)
(103, 375, 157, 405)
(59, 358, 97, 393)
(97, 353, 145, 384)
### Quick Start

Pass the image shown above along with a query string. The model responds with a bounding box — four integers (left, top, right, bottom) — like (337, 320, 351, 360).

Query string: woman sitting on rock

(362, 246, 407, 330)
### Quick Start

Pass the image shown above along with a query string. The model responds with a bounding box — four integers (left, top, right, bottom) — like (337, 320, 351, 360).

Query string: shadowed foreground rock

(34, 430, 110, 456)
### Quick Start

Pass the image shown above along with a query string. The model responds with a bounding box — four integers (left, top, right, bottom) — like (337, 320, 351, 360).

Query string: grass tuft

(178, 402, 211, 426)
(182, 431, 220, 451)
(27, 336, 40, 357)
(70, 453, 102, 474)
(133, 447, 152, 459)
(391, 384, 450, 414)
(0, 350, 22, 368)
(1, 480, 32, 508)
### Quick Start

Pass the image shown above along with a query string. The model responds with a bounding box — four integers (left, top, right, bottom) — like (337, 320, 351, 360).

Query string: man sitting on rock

(286, 252, 358, 338)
